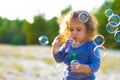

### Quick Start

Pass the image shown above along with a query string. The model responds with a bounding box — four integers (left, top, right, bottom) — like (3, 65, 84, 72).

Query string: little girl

(52, 10, 100, 80)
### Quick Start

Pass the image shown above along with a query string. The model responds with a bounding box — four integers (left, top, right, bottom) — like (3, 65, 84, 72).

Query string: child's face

(68, 21, 88, 43)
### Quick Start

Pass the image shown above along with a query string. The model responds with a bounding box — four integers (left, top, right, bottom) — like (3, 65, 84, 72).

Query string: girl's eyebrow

(68, 26, 73, 29)
(68, 27, 73, 30)
(77, 27, 82, 29)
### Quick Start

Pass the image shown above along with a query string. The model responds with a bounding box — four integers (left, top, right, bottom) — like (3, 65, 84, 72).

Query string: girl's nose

(72, 31, 77, 35)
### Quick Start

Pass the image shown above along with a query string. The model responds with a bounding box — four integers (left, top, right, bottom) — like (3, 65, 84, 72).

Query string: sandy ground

(0, 44, 120, 80)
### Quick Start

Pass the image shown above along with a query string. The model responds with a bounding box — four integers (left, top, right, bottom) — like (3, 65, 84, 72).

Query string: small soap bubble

(106, 22, 118, 34)
(114, 31, 120, 42)
(94, 35, 105, 45)
(78, 12, 89, 23)
(108, 14, 120, 27)
(71, 60, 79, 69)
(38, 35, 49, 46)
(94, 45, 106, 58)
(105, 8, 113, 17)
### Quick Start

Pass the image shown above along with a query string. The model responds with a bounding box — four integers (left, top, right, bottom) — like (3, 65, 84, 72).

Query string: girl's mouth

(73, 37, 80, 43)
(73, 37, 77, 40)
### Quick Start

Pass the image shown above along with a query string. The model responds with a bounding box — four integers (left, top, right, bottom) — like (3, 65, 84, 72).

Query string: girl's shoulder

(87, 40, 98, 52)
(87, 40, 97, 46)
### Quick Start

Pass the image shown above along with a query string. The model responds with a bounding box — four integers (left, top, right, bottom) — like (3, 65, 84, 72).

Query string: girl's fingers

(53, 35, 65, 43)
(55, 35, 64, 41)
(52, 35, 64, 47)
(71, 68, 77, 72)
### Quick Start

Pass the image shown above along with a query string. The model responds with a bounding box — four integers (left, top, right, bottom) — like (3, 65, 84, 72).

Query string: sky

(0, 0, 105, 23)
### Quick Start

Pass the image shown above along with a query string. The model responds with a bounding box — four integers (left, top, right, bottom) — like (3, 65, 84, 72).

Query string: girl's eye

(69, 29, 73, 32)
(77, 29, 81, 31)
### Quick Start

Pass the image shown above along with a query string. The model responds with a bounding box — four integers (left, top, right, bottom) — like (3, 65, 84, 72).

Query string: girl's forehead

(69, 17, 82, 24)
(69, 19, 85, 28)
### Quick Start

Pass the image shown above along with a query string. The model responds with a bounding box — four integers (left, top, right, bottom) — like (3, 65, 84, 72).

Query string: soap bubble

(114, 31, 120, 42)
(105, 8, 113, 17)
(38, 35, 49, 46)
(94, 45, 106, 58)
(108, 14, 120, 27)
(94, 35, 105, 45)
(78, 12, 89, 23)
(71, 60, 80, 69)
(109, 21, 118, 27)
(106, 22, 118, 34)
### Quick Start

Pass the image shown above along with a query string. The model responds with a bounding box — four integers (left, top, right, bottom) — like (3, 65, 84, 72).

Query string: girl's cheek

(69, 32, 72, 36)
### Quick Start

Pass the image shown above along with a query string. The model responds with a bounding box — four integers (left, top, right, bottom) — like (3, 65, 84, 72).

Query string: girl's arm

(88, 48, 100, 74)
(52, 35, 66, 63)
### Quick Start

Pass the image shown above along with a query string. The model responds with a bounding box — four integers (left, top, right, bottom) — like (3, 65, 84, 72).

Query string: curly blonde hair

(57, 10, 98, 40)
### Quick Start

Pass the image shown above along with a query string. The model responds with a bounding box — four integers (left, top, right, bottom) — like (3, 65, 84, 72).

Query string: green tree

(61, 5, 72, 15)
(0, 17, 26, 45)
(23, 13, 47, 44)
(22, 20, 32, 44)
(10, 19, 25, 45)
(0, 18, 10, 43)
(46, 17, 59, 45)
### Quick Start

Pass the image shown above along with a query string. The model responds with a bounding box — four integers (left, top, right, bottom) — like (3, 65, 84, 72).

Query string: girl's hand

(70, 61, 81, 73)
(71, 63, 91, 74)
(71, 63, 81, 73)
(52, 35, 65, 54)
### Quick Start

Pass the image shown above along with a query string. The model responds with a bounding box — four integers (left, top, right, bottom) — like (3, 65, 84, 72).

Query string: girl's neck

(72, 39, 88, 47)
(73, 41, 80, 47)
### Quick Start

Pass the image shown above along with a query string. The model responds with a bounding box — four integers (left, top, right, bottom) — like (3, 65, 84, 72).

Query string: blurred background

(0, 0, 120, 80)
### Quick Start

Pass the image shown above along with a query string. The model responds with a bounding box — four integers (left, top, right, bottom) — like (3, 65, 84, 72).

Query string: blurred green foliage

(94, 0, 120, 49)
(0, 0, 120, 49)
(0, 6, 71, 45)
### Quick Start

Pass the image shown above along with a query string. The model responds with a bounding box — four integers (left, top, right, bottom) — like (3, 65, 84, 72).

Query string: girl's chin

(70, 38, 80, 42)
(73, 40, 79, 43)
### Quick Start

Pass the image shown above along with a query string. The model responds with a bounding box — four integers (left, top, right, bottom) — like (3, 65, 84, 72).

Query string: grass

(100, 54, 120, 73)
(42, 57, 54, 65)
(0, 52, 37, 60)
(0, 61, 4, 67)
(0, 44, 120, 80)
(11, 62, 24, 72)
(32, 71, 41, 77)
(0, 73, 6, 79)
